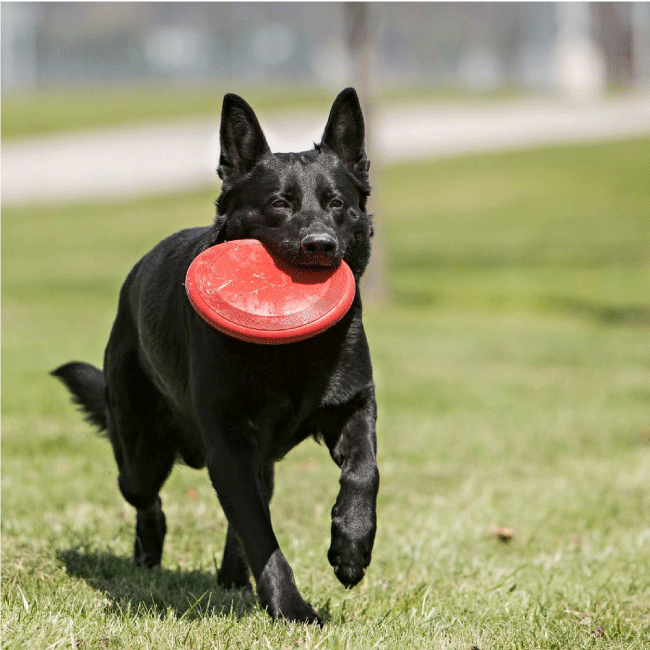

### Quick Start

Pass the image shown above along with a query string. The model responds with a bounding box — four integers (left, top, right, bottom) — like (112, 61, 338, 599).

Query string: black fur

(52, 88, 379, 625)
(51, 362, 108, 431)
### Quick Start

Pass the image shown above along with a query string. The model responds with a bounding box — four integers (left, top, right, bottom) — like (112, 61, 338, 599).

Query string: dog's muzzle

(299, 232, 339, 266)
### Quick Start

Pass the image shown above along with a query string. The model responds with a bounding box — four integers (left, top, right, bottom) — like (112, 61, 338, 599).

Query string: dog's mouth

(293, 253, 341, 268)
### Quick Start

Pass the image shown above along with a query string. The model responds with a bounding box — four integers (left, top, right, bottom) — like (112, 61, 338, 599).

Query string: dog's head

(213, 88, 373, 280)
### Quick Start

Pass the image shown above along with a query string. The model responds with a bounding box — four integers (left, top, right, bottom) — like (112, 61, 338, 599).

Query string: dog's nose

(300, 233, 337, 256)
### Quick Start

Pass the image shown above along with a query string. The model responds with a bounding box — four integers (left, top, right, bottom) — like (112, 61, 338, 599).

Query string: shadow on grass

(57, 547, 256, 621)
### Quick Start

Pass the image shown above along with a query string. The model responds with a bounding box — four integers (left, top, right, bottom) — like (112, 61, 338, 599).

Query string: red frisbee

(185, 239, 355, 344)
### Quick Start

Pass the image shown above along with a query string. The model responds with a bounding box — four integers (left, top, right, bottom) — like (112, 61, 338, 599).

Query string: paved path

(3, 95, 650, 205)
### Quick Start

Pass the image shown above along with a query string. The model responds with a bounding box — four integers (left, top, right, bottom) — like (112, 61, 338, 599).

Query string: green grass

(0, 85, 335, 140)
(2, 138, 650, 648)
(1, 84, 527, 141)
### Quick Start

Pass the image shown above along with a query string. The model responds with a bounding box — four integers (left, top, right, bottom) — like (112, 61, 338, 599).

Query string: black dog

(52, 88, 378, 624)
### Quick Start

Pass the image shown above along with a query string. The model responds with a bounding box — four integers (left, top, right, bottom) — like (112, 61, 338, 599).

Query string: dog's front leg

(203, 427, 321, 624)
(324, 388, 379, 588)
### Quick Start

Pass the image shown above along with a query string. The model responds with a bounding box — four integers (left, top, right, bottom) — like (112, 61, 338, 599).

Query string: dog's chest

(226, 347, 337, 458)
(242, 393, 306, 460)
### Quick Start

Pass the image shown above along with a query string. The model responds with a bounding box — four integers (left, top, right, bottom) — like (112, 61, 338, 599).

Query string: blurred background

(2, 0, 650, 398)
(3, 5, 650, 644)
(3, 2, 650, 94)
(4, 2, 650, 207)
(3, 1, 650, 206)
(3, 2, 650, 298)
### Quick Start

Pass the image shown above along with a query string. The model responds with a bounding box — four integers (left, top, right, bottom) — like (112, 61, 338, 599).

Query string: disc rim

(185, 240, 356, 344)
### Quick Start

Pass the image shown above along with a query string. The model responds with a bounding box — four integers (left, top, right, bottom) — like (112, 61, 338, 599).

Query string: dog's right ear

(218, 94, 270, 185)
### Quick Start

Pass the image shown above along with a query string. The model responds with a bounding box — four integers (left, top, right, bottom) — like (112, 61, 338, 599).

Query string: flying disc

(185, 239, 355, 344)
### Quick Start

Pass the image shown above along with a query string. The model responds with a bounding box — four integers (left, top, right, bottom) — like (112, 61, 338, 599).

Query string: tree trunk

(594, 2, 633, 87)
(344, 2, 390, 304)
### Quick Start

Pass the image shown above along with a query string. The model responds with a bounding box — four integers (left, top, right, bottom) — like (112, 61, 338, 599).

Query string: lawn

(0, 85, 332, 141)
(1, 84, 524, 141)
(2, 137, 650, 649)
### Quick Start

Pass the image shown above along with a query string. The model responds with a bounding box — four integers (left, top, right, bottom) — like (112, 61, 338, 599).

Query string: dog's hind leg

(217, 525, 251, 590)
(111, 416, 176, 568)
(132, 497, 168, 569)
(111, 405, 177, 568)
(105, 350, 177, 569)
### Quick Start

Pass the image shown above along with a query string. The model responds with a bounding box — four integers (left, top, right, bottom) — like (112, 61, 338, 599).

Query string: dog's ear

(218, 94, 271, 185)
(320, 88, 369, 181)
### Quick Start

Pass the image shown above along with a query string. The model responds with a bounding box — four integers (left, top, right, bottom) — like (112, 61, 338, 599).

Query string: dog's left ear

(218, 93, 271, 185)
(320, 88, 369, 182)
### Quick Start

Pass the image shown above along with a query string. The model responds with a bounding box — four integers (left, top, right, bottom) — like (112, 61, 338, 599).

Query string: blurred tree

(344, 2, 389, 304)
(594, 2, 633, 87)
(631, 3, 650, 85)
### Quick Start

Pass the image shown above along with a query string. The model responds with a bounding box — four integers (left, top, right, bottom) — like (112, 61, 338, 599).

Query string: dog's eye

(272, 199, 290, 210)
(329, 199, 343, 209)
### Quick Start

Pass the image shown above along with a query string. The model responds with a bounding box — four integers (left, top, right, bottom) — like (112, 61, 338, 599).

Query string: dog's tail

(51, 362, 108, 432)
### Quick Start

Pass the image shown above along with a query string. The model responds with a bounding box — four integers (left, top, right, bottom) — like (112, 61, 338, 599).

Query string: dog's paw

(134, 505, 166, 568)
(328, 508, 375, 588)
(257, 549, 323, 625)
(331, 558, 366, 588)
(134, 549, 162, 569)
(266, 595, 323, 626)
(217, 566, 252, 592)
